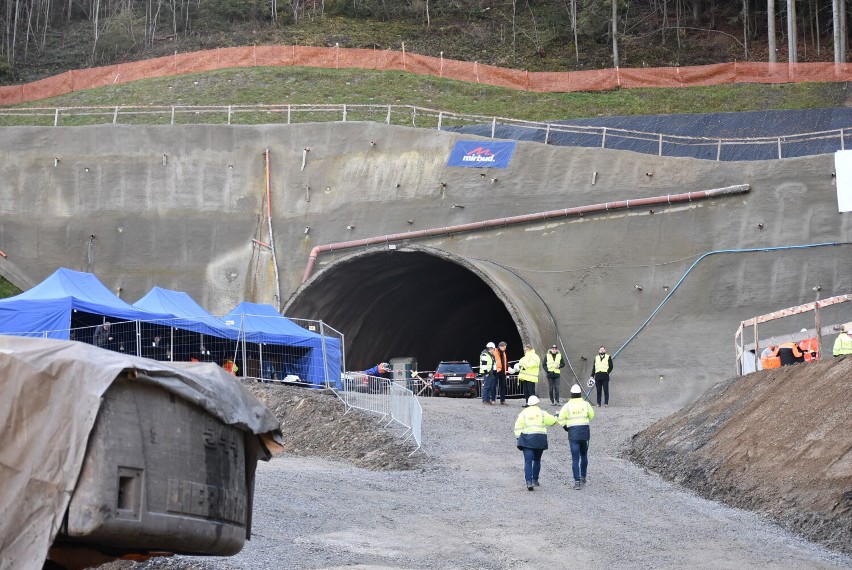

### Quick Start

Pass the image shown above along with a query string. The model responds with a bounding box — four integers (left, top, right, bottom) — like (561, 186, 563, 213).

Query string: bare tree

(833, 0, 844, 61)
(787, 0, 797, 62)
(612, 0, 619, 67)
(569, 0, 578, 63)
(768, 0, 776, 61)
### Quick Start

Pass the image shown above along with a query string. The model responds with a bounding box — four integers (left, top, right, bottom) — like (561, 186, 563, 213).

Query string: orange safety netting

(4, 45, 852, 106)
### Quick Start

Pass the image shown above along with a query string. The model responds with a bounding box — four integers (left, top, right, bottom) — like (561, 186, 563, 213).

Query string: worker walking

(513, 395, 558, 491)
(834, 327, 852, 357)
(516, 343, 541, 406)
(558, 384, 595, 490)
(480, 342, 497, 405)
(591, 346, 613, 407)
(544, 344, 566, 406)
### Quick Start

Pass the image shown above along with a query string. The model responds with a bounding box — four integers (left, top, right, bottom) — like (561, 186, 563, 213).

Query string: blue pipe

(612, 242, 849, 360)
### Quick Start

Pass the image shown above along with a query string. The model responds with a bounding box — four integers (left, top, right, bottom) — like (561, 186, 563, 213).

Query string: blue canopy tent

(0, 268, 174, 345)
(133, 286, 243, 362)
(221, 302, 342, 388)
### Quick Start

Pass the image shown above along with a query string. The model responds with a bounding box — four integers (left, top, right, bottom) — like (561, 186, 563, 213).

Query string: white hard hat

(571, 384, 582, 394)
(486, 342, 496, 349)
(527, 395, 540, 406)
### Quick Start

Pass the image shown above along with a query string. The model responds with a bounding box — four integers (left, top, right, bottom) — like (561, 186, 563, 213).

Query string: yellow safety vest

(545, 352, 562, 373)
(834, 333, 852, 356)
(514, 406, 558, 437)
(518, 351, 540, 383)
(558, 398, 595, 427)
(594, 354, 611, 374)
(480, 350, 495, 373)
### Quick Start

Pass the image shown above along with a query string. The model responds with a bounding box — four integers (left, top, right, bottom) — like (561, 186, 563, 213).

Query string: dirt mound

(243, 382, 426, 471)
(629, 356, 852, 555)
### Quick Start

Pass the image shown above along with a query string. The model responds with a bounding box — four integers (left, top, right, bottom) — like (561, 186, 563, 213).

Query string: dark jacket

(776, 342, 804, 366)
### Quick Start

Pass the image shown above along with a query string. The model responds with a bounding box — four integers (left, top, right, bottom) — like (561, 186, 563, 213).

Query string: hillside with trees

(0, 0, 849, 86)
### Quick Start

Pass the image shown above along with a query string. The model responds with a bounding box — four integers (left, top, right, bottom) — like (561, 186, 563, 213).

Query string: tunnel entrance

(285, 248, 525, 372)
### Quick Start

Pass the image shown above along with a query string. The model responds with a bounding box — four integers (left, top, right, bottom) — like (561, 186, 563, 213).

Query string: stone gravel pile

(123, 384, 850, 570)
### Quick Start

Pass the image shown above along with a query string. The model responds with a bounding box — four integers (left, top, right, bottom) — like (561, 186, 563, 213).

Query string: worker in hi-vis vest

(515, 343, 540, 406)
(544, 344, 566, 406)
(480, 342, 497, 405)
(558, 384, 595, 490)
(514, 395, 558, 491)
(591, 346, 613, 407)
(833, 328, 852, 357)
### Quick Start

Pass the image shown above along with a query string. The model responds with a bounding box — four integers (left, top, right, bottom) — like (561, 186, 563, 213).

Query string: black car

(432, 361, 478, 397)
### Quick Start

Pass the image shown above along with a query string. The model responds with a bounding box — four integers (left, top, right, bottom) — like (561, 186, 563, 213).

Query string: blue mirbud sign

(447, 140, 516, 168)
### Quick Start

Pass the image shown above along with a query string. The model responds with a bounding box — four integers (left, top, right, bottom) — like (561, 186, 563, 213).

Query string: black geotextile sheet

(448, 107, 852, 161)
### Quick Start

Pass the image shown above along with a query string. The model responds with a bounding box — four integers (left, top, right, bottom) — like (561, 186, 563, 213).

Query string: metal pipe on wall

(301, 184, 751, 283)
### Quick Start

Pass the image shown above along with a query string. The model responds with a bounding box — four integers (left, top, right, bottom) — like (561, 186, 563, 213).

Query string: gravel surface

(127, 387, 852, 570)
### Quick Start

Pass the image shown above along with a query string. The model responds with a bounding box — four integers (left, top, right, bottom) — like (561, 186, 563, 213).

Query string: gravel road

(156, 394, 852, 570)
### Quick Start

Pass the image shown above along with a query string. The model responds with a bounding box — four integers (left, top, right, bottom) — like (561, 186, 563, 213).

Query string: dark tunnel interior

(288, 250, 524, 372)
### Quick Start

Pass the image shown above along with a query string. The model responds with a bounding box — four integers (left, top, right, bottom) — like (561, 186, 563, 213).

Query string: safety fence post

(437, 111, 442, 131)
(717, 139, 722, 161)
(842, 128, 846, 151)
(227, 105, 232, 125)
(491, 117, 496, 138)
(545, 123, 551, 145)
(113, 107, 119, 124)
(658, 133, 663, 156)
(54, 108, 59, 127)
(342, 104, 347, 122)
(170, 106, 175, 125)
(601, 127, 607, 149)
(386, 105, 392, 124)
(778, 137, 783, 159)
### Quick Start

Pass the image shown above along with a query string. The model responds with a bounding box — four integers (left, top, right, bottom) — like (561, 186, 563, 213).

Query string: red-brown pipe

(301, 184, 749, 283)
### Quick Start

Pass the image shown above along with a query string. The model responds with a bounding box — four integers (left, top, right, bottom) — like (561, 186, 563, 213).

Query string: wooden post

(753, 319, 759, 372)
(814, 288, 823, 360)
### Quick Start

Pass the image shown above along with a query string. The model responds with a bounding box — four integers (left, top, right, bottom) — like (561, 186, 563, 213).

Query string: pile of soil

(243, 382, 426, 471)
(629, 356, 852, 555)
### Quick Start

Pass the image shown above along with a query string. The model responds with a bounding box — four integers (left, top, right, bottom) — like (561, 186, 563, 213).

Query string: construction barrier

(337, 374, 422, 451)
(5, 45, 852, 106)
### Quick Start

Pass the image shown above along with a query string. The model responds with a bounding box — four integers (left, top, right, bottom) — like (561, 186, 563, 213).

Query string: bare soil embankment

(630, 356, 852, 555)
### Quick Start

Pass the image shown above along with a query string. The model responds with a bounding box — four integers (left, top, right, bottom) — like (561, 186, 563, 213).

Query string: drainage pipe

(612, 241, 851, 360)
(301, 184, 750, 283)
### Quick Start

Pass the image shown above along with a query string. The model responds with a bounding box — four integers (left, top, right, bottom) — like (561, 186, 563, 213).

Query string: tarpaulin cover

(449, 108, 852, 161)
(133, 286, 241, 340)
(0, 335, 283, 570)
(0, 267, 173, 338)
(221, 302, 342, 387)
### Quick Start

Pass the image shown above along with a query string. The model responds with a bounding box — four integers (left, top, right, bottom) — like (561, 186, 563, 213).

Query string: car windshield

(437, 363, 472, 374)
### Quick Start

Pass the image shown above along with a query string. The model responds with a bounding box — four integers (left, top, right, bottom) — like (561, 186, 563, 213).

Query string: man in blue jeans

(480, 342, 497, 404)
(514, 395, 558, 490)
(558, 384, 596, 489)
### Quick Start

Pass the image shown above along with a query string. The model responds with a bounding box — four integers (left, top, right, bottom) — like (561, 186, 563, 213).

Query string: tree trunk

(768, 0, 777, 61)
(571, 0, 578, 63)
(787, 0, 797, 62)
(841, 0, 847, 61)
(692, 0, 703, 24)
(612, 0, 619, 67)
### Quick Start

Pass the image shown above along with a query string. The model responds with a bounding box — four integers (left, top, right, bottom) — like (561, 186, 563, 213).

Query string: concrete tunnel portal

(284, 248, 551, 373)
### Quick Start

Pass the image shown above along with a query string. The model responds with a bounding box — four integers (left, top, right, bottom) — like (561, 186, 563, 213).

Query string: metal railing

(337, 374, 422, 452)
(1, 103, 849, 160)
